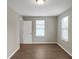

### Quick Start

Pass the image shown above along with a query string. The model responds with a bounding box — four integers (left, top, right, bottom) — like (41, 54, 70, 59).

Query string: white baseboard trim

(32, 42, 57, 44)
(20, 42, 57, 44)
(20, 42, 32, 44)
(8, 47, 20, 59)
(57, 43, 72, 57)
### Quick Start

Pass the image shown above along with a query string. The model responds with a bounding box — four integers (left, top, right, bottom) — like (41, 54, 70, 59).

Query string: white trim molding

(8, 47, 20, 59)
(57, 43, 72, 57)
(32, 42, 57, 44)
(20, 42, 32, 44)
(21, 42, 57, 44)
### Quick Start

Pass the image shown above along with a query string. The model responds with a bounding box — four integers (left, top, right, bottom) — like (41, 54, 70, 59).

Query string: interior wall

(21, 16, 57, 43)
(7, 6, 20, 58)
(57, 7, 72, 55)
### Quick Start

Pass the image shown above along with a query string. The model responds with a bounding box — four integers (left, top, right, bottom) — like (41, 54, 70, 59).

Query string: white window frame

(61, 16, 68, 41)
(36, 20, 45, 37)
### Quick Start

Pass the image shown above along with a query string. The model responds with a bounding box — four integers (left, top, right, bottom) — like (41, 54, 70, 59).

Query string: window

(61, 16, 68, 41)
(36, 20, 45, 37)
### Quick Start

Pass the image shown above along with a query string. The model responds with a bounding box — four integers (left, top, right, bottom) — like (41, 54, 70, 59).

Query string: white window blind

(61, 16, 68, 41)
(36, 20, 45, 37)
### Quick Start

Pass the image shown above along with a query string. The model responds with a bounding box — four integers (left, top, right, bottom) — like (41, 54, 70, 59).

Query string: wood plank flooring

(11, 44, 72, 59)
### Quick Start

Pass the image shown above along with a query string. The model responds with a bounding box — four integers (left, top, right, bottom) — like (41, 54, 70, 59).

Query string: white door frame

(22, 20, 32, 44)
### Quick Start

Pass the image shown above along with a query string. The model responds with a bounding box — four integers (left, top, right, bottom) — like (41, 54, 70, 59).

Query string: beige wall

(21, 16, 57, 43)
(57, 7, 72, 55)
(7, 6, 20, 58)
(7, 5, 72, 58)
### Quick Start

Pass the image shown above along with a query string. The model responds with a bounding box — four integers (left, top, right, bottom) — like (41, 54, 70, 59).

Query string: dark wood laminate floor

(11, 44, 72, 59)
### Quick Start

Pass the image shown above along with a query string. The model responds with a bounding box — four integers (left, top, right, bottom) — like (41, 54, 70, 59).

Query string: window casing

(61, 16, 68, 41)
(36, 20, 45, 37)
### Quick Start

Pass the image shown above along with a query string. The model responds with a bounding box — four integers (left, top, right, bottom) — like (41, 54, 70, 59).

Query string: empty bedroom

(7, 0, 72, 59)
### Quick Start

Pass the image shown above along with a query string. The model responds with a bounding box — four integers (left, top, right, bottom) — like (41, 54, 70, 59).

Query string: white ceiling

(8, 0, 72, 16)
